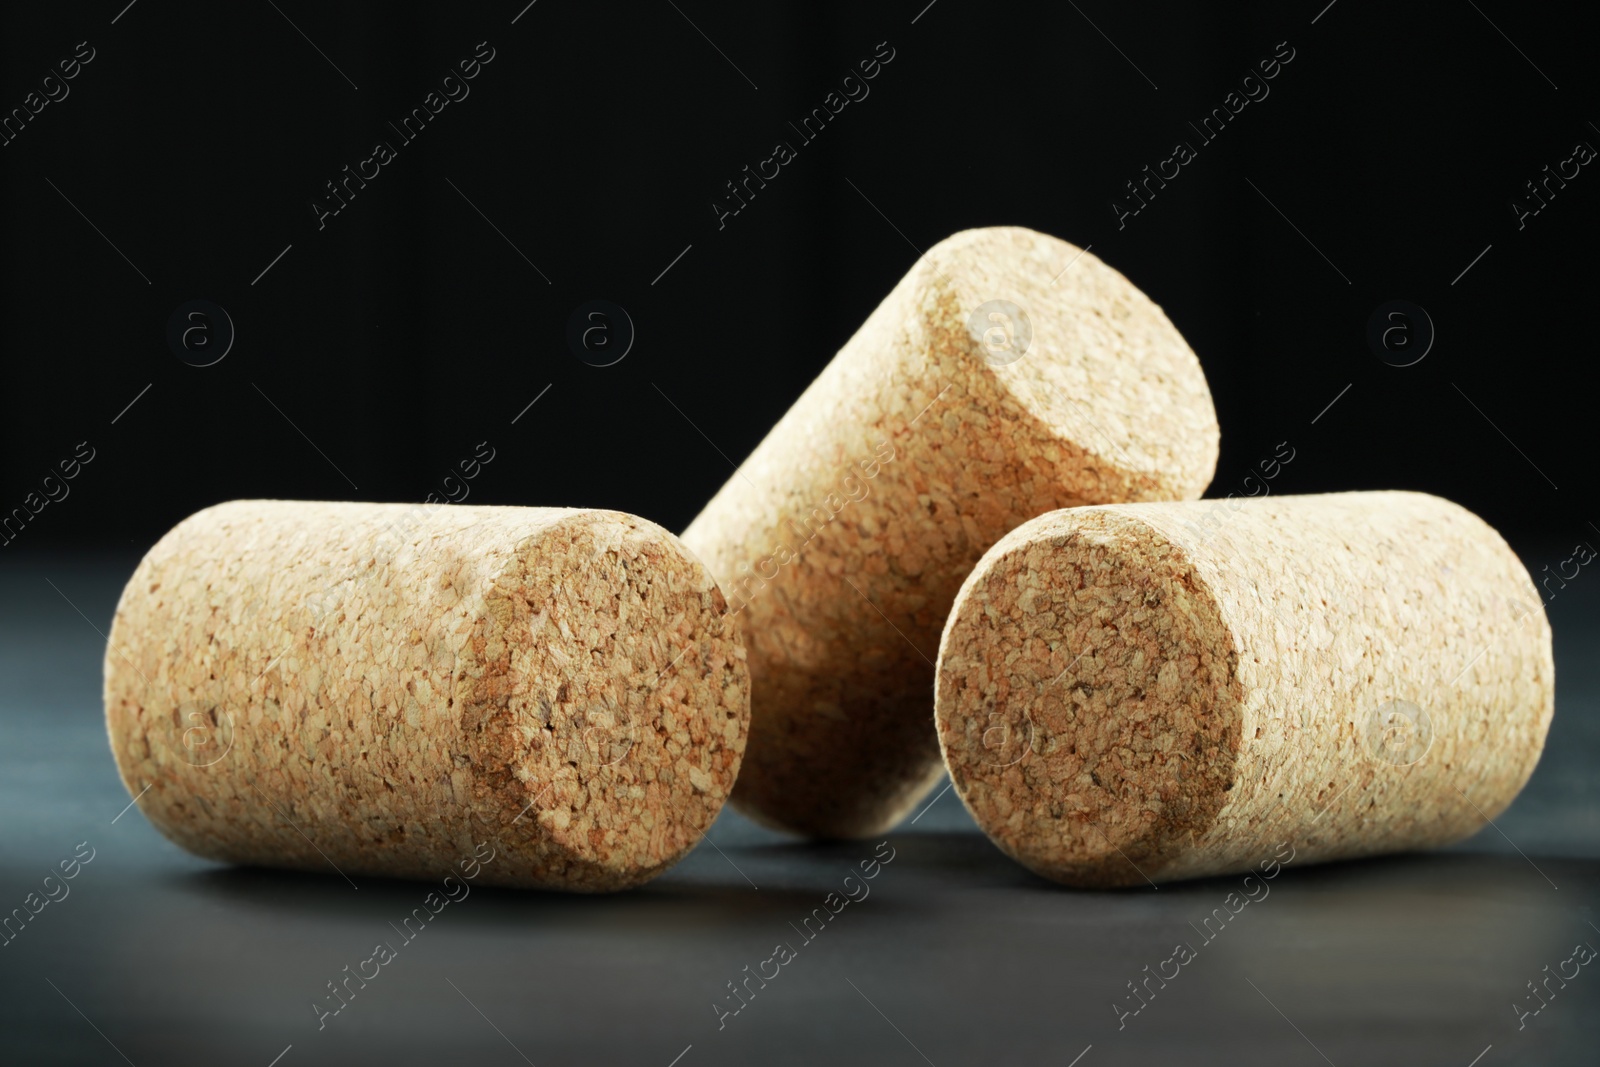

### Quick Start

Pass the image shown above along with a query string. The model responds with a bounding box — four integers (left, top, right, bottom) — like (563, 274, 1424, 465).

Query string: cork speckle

(937, 510, 1241, 886)
(684, 226, 1219, 838)
(104, 501, 749, 892)
(936, 492, 1554, 887)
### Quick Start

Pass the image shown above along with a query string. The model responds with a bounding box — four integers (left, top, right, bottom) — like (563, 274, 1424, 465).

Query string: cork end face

(728, 732, 947, 841)
(916, 226, 1219, 502)
(935, 508, 1242, 888)
(468, 511, 750, 891)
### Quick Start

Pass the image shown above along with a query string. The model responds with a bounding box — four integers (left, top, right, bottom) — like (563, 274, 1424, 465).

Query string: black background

(4, 5, 1600, 1065)
(2, 0, 1595, 559)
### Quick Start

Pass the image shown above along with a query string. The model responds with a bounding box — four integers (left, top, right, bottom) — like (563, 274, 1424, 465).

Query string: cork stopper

(104, 501, 749, 892)
(935, 491, 1554, 887)
(682, 226, 1218, 837)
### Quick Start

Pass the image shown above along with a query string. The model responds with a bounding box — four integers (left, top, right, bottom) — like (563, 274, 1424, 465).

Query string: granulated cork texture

(104, 501, 748, 892)
(935, 491, 1554, 888)
(682, 226, 1219, 837)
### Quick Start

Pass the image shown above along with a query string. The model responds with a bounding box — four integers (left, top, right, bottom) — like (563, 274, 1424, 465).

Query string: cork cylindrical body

(682, 226, 1219, 837)
(935, 491, 1554, 887)
(105, 501, 749, 892)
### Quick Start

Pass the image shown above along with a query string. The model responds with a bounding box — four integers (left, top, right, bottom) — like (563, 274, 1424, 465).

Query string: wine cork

(935, 491, 1554, 887)
(104, 500, 749, 892)
(682, 226, 1218, 837)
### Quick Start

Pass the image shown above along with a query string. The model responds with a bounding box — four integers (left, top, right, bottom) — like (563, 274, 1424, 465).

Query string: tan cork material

(104, 500, 749, 892)
(681, 226, 1219, 838)
(935, 490, 1554, 888)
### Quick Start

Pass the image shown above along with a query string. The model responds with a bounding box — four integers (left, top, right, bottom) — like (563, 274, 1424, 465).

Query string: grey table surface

(1, 552, 1596, 1066)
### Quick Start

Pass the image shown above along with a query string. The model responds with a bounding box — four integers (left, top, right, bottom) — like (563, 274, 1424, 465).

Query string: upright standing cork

(682, 226, 1218, 837)
(935, 491, 1554, 887)
(105, 501, 748, 892)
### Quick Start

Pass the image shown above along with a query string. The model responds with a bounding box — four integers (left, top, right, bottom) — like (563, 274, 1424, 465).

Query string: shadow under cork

(745, 830, 1064, 890)
(826, 829, 1600, 902)
(175, 862, 826, 929)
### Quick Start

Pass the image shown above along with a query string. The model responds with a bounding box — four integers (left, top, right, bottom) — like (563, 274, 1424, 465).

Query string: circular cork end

(103, 502, 748, 893)
(918, 227, 1219, 500)
(935, 508, 1242, 888)
(470, 511, 749, 890)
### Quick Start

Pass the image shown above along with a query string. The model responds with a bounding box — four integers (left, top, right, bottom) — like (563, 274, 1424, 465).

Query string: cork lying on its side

(683, 226, 1219, 838)
(936, 491, 1554, 888)
(105, 501, 749, 892)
